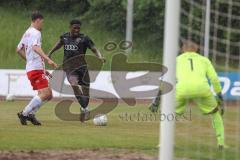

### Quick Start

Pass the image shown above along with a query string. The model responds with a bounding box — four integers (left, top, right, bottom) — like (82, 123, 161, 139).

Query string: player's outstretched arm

(48, 40, 63, 59)
(206, 58, 222, 94)
(206, 58, 224, 115)
(91, 47, 106, 63)
(33, 45, 58, 68)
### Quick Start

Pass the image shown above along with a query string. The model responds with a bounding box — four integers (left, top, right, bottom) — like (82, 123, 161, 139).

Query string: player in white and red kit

(16, 11, 58, 125)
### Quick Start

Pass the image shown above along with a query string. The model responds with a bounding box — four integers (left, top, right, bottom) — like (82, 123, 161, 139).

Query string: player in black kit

(48, 19, 105, 122)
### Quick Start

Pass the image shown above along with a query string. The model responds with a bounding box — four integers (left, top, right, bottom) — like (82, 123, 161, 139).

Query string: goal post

(204, 0, 211, 57)
(126, 0, 134, 53)
(159, 0, 181, 160)
(162, 0, 240, 159)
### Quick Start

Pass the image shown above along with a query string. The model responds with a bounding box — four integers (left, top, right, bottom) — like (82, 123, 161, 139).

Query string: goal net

(167, 0, 240, 159)
(181, 0, 240, 71)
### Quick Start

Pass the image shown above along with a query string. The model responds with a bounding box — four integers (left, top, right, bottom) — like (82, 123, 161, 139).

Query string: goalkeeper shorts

(176, 91, 218, 114)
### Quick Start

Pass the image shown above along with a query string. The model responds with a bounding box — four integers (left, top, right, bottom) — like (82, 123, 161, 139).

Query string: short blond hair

(181, 40, 199, 52)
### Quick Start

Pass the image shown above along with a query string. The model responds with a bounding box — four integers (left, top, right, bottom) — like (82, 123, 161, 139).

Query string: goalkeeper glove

(149, 103, 159, 112)
(216, 93, 224, 116)
(149, 96, 160, 112)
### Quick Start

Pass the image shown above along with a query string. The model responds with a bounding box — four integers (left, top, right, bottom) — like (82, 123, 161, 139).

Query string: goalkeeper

(149, 40, 225, 149)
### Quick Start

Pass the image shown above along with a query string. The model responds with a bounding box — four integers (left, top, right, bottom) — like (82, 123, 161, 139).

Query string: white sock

(22, 95, 42, 116)
(29, 99, 48, 115)
(81, 107, 89, 113)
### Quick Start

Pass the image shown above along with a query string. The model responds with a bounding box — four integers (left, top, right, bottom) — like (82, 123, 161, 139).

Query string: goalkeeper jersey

(176, 52, 222, 97)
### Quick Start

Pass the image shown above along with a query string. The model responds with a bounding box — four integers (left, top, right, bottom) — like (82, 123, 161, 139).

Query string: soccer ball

(93, 114, 108, 126)
(5, 94, 15, 101)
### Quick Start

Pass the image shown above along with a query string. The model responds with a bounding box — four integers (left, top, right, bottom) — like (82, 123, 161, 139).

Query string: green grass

(0, 101, 159, 156)
(175, 105, 240, 160)
(0, 6, 162, 70)
(0, 100, 240, 159)
(2, 6, 239, 72)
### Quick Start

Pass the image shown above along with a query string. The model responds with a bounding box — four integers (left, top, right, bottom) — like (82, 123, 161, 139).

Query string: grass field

(0, 4, 239, 160)
(0, 100, 239, 159)
(175, 104, 240, 160)
(1, 5, 236, 72)
(0, 6, 162, 71)
(0, 101, 159, 155)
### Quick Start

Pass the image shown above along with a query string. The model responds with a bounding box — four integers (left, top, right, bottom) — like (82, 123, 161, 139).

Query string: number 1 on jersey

(188, 58, 194, 71)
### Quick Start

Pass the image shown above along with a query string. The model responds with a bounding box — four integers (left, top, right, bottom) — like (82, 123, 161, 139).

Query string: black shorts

(66, 65, 90, 86)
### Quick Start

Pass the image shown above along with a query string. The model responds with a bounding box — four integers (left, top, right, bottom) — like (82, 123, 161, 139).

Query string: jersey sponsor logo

(76, 38, 82, 43)
(64, 45, 78, 51)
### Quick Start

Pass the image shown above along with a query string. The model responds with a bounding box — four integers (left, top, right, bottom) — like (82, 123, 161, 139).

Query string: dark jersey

(60, 32, 95, 61)
(60, 32, 95, 71)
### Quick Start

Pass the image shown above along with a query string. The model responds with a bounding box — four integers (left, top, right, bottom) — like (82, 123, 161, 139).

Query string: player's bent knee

(68, 77, 78, 86)
(46, 91, 53, 101)
(205, 107, 219, 115)
(38, 88, 53, 101)
(69, 81, 78, 86)
(46, 89, 53, 100)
